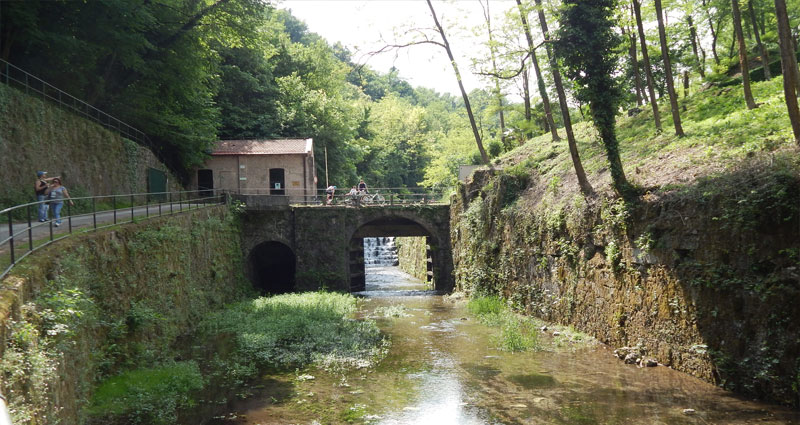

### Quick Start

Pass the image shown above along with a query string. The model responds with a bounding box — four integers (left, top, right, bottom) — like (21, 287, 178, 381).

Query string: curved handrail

(1, 190, 226, 281)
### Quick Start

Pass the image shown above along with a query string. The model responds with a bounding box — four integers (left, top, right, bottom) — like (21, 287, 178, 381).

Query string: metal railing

(0, 59, 155, 150)
(230, 187, 452, 207)
(1, 190, 225, 281)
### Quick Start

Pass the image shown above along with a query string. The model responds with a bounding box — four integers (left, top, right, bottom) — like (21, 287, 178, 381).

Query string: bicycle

(361, 191, 386, 205)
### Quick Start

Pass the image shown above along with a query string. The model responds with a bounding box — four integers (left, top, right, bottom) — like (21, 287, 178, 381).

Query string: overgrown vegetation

(466, 296, 593, 353)
(86, 292, 387, 424)
(87, 362, 204, 425)
(455, 77, 800, 406)
(0, 209, 250, 424)
(468, 296, 540, 352)
(198, 292, 387, 370)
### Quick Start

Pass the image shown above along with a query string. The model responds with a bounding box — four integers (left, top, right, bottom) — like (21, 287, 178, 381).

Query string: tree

(557, 0, 633, 197)
(701, 0, 723, 65)
(748, 0, 770, 79)
(654, 0, 685, 136)
(425, 0, 490, 164)
(530, 0, 593, 196)
(622, 24, 646, 105)
(731, 0, 758, 109)
(515, 0, 561, 142)
(686, 13, 706, 77)
(773, 0, 800, 144)
(632, 0, 662, 131)
(479, 0, 507, 147)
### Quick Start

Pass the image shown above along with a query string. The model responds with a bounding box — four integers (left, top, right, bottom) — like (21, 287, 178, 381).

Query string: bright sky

(279, 0, 518, 97)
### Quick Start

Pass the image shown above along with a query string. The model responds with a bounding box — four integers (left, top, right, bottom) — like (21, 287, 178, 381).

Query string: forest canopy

(2, 0, 799, 193)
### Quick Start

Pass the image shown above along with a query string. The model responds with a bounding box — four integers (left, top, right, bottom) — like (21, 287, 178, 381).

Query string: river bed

(210, 265, 800, 424)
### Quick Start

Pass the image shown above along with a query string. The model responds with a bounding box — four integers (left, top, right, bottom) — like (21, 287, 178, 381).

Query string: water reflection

(211, 265, 800, 425)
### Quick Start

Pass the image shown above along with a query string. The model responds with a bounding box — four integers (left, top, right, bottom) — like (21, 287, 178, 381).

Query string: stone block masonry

(238, 203, 453, 293)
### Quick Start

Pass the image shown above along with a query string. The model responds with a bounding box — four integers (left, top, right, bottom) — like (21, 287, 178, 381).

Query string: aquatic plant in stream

(200, 292, 388, 370)
(373, 304, 412, 318)
(467, 296, 541, 352)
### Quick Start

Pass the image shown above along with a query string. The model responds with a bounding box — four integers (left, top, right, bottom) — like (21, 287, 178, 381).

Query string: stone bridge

(237, 199, 453, 293)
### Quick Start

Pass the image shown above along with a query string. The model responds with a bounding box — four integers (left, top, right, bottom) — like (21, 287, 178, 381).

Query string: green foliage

(0, 320, 59, 424)
(87, 362, 204, 425)
(373, 304, 412, 318)
(604, 240, 621, 272)
(199, 292, 387, 369)
(0, 210, 249, 424)
(499, 160, 533, 208)
(467, 296, 540, 352)
(467, 295, 505, 317)
(556, 0, 632, 197)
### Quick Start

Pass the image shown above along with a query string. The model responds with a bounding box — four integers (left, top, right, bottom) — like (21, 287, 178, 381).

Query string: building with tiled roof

(192, 138, 317, 201)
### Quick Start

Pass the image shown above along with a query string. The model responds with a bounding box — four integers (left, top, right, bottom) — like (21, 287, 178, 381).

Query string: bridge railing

(231, 187, 452, 207)
(0, 190, 226, 281)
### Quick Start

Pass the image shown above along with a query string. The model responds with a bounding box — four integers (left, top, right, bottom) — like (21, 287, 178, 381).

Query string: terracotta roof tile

(212, 139, 313, 155)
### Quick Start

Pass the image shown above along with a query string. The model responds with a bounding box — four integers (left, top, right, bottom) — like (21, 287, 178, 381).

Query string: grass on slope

(496, 77, 798, 198)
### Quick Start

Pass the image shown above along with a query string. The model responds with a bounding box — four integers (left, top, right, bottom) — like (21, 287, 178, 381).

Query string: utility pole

(324, 146, 329, 188)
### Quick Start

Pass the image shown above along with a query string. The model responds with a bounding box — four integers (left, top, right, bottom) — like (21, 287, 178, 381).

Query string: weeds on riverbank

(87, 362, 203, 425)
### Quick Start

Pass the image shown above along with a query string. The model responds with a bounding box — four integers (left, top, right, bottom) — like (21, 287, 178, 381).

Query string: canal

(211, 240, 800, 424)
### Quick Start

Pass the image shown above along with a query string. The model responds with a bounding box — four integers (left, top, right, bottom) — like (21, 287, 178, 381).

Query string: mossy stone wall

(0, 84, 178, 208)
(451, 160, 800, 406)
(396, 237, 428, 282)
(0, 206, 249, 424)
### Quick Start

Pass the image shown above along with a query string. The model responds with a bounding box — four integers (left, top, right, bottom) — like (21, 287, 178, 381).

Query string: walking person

(45, 178, 74, 226)
(34, 171, 56, 222)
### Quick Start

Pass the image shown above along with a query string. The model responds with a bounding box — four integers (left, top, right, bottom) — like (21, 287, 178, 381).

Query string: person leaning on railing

(34, 170, 58, 222)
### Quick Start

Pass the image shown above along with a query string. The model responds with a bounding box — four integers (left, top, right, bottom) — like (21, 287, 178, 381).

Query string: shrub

(87, 361, 204, 425)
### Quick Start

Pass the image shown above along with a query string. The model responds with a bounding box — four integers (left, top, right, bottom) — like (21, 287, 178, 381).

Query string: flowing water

(210, 248, 800, 424)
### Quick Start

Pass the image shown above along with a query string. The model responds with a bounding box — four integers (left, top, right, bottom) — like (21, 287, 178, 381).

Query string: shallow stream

(210, 265, 800, 424)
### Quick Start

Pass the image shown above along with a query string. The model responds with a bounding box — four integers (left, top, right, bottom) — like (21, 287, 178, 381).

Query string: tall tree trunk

(774, 0, 800, 144)
(789, 35, 800, 95)
(732, 0, 758, 109)
(426, 0, 489, 164)
(521, 62, 536, 137)
(480, 0, 507, 145)
(654, 0, 685, 135)
(533, 0, 594, 196)
(703, 0, 722, 65)
(623, 24, 646, 104)
(516, 0, 560, 141)
(687, 15, 706, 77)
(683, 70, 690, 97)
(633, 0, 662, 131)
(748, 0, 771, 79)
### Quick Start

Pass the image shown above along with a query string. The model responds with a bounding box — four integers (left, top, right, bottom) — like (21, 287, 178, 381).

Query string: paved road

(2, 202, 211, 255)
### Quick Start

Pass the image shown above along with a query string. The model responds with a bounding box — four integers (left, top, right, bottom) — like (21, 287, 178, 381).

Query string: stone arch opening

(247, 241, 296, 294)
(349, 216, 439, 292)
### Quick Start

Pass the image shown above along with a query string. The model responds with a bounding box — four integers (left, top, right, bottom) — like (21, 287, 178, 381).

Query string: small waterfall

(364, 237, 399, 267)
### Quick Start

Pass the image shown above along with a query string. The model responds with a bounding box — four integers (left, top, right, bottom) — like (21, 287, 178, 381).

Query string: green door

(147, 168, 167, 201)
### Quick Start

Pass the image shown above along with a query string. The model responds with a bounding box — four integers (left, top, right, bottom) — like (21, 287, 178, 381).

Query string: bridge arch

(247, 240, 296, 294)
(238, 204, 453, 293)
(347, 213, 446, 292)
